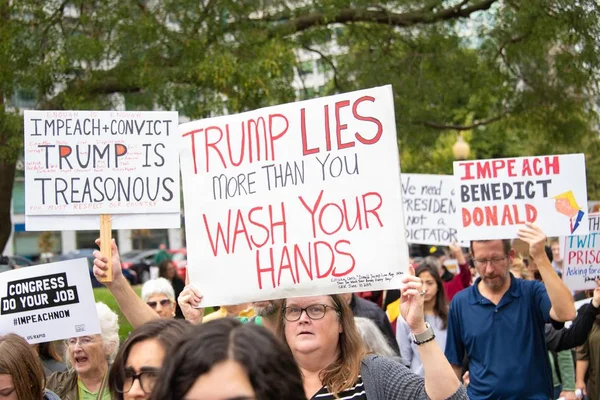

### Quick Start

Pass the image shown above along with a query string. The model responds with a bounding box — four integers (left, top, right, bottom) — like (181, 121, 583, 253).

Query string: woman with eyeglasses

(109, 319, 191, 400)
(149, 318, 307, 400)
(47, 302, 120, 400)
(276, 266, 467, 400)
(0, 334, 61, 400)
(141, 278, 177, 319)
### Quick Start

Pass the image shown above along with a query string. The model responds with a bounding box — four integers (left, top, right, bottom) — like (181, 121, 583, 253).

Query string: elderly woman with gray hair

(47, 302, 119, 400)
(355, 317, 405, 364)
(142, 278, 177, 319)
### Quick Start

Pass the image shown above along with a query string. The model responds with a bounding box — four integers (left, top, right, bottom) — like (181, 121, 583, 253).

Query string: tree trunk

(0, 157, 16, 254)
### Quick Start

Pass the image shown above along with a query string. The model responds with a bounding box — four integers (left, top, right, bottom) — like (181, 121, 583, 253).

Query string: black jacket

(546, 302, 600, 352)
(350, 294, 400, 355)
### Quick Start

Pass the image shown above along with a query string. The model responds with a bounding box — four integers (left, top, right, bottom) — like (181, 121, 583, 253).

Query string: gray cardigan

(360, 354, 468, 400)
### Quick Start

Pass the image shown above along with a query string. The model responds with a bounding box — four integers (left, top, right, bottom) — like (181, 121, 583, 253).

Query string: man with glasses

(445, 223, 576, 400)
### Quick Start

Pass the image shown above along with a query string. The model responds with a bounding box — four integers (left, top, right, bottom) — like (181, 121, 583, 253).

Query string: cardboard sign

(24, 110, 181, 230)
(402, 174, 465, 246)
(453, 154, 588, 240)
(562, 214, 600, 291)
(179, 85, 409, 306)
(0, 258, 101, 344)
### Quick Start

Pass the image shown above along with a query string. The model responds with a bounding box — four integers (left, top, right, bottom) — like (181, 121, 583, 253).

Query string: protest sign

(453, 154, 588, 241)
(24, 110, 180, 230)
(179, 85, 409, 306)
(0, 258, 100, 344)
(402, 174, 465, 246)
(562, 214, 600, 291)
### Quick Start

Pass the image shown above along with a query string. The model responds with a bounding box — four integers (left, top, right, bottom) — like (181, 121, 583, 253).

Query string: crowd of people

(2, 223, 600, 399)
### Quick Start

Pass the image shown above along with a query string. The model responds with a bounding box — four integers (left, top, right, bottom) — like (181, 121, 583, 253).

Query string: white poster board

(453, 154, 588, 241)
(24, 110, 181, 230)
(402, 174, 465, 246)
(0, 258, 101, 344)
(562, 214, 600, 291)
(179, 85, 409, 306)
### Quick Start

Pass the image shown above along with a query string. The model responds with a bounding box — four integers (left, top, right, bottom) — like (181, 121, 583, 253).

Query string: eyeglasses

(147, 299, 172, 309)
(116, 369, 159, 394)
(474, 256, 507, 267)
(65, 336, 96, 347)
(282, 304, 338, 322)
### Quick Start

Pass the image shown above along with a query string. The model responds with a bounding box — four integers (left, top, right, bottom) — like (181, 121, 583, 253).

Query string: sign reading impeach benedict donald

(453, 154, 588, 241)
(0, 258, 100, 344)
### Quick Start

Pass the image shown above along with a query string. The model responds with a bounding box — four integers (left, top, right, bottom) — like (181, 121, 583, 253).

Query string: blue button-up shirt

(445, 274, 553, 399)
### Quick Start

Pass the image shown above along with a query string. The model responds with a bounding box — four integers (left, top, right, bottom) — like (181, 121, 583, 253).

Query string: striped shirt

(311, 376, 367, 400)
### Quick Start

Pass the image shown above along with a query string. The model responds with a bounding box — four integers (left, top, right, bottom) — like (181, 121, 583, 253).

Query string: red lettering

(353, 96, 383, 145)
(325, 104, 332, 152)
(533, 158, 543, 175)
(203, 211, 231, 256)
(522, 159, 533, 176)
(460, 162, 475, 180)
(332, 240, 355, 277)
(362, 192, 383, 229)
(507, 159, 517, 177)
(300, 108, 319, 156)
(225, 124, 244, 167)
(204, 126, 226, 173)
(269, 113, 288, 160)
(525, 204, 537, 222)
(477, 162, 493, 179)
(294, 243, 313, 282)
(315, 241, 335, 278)
(231, 210, 252, 254)
(546, 156, 560, 175)
(256, 248, 275, 290)
(248, 207, 269, 248)
(268, 202, 287, 245)
(182, 129, 202, 174)
(277, 247, 296, 286)
(299, 190, 324, 238)
(501, 206, 514, 225)
(462, 208, 472, 227)
(247, 117, 268, 163)
(319, 202, 345, 235)
(485, 206, 498, 226)
(335, 100, 354, 150)
(492, 160, 505, 178)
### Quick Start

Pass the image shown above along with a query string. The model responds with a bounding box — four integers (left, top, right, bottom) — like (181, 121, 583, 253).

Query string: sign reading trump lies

(179, 85, 409, 306)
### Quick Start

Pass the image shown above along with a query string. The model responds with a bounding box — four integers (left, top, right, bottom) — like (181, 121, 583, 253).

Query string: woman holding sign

(276, 266, 467, 400)
(47, 302, 119, 400)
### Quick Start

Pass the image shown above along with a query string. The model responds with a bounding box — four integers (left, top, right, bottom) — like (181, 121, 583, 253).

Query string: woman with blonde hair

(276, 266, 467, 399)
(0, 334, 60, 399)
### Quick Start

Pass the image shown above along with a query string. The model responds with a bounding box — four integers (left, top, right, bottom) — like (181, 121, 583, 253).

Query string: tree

(2, 0, 599, 252)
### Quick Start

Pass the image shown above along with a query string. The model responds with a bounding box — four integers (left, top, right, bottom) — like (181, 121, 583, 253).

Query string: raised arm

(518, 224, 575, 321)
(93, 238, 159, 328)
(400, 265, 463, 399)
(449, 243, 471, 289)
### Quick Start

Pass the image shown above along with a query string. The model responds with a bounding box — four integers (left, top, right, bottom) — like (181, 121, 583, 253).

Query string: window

(298, 60, 314, 75)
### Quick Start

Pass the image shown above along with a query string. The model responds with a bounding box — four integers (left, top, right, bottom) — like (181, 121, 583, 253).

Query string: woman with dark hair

(159, 260, 185, 318)
(150, 318, 306, 400)
(397, 262, 449, 376)
(109, 318, 191, 400)
(277, 267, 466, 399)
(0, 334, 60, 399)
(34, 342, 67, 376)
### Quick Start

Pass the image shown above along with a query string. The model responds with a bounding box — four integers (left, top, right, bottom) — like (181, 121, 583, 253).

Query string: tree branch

(417, 110, 510, 130)
(266, 0, 499, 37)
(301, 45, 343, 93)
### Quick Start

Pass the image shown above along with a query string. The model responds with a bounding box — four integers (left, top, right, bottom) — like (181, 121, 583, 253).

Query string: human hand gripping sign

(93, 238, 124, 286)
(400, 265, 427, 334)
(177, 273, 204, 325)
(517, 223, 547, 261)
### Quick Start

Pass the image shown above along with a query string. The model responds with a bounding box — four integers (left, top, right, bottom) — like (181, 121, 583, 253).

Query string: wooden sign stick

(98, 214, 113, 282)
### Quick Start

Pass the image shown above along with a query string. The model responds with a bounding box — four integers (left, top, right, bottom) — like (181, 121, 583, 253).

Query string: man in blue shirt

(445, 224, 575, 399)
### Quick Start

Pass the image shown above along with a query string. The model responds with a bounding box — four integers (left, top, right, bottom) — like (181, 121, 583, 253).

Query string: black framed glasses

(116, 369, 159, 394)
(282, 304, 338, 322)
(146, 299, 172, 309)
(474, 256, 507, 267)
